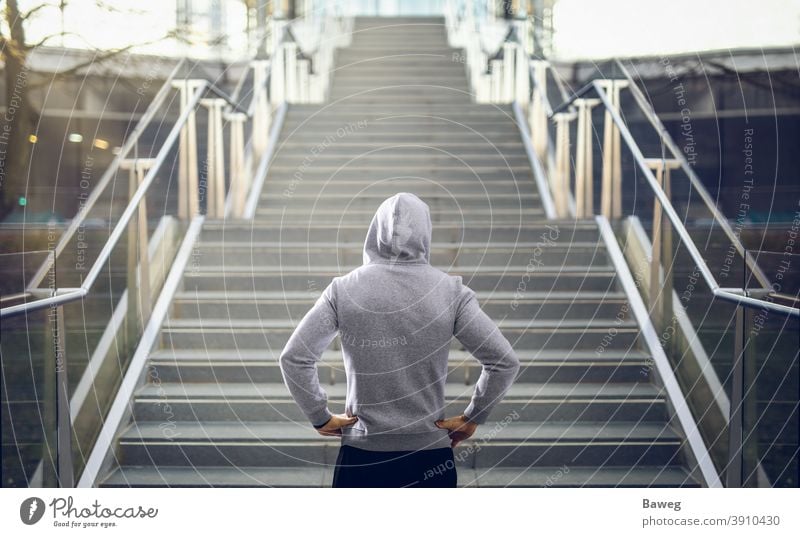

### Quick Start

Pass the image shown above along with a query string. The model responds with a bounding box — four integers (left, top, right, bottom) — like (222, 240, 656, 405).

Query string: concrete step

(334, 56, 461, 66)
(331, 96, 475, 105)
(264, 180, 542, 197)
(146, 346, 653, 384)
(198, 221, 598, 243)
(115, 421, 683, 468)
(157, 318, 640, 351)
(170, 289, 626, 320)
(278, 124, 520, 136)
(281, 118, 516, 130)
(263, 171, 532, 185)
(269, 156, 532, 169)
(131, 382, 667, 423)
(189, 241, 608, 267)
(252, 207, 545, 223)
(287, 103, 512, 117)
(329, 77, 467, 87)
(180, 266, 618, 293)
(258, 195, 541, 212)
(469, 466, 700, 487)
(98, 463, 699, 487)
(274, 132, 524, 143)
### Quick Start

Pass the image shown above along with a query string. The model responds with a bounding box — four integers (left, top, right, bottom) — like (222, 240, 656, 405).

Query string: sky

(8, 0, 800, 60)
(551, 0, 800, 59)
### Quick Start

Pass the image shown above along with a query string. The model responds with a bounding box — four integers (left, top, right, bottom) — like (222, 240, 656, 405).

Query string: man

(279, 192, 520, 487)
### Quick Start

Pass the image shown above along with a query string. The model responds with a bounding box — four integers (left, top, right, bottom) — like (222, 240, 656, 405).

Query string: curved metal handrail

(1, 79, 209, 319)
(541, 63, 776, 295)
(1, 9, 352, 321)
(612, 58, 773, 290)
(587, 80, 798, 318)
(23, 57, 186, 293)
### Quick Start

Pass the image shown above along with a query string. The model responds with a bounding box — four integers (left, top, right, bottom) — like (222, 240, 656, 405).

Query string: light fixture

(28, 134, 38, 143)
(93, 138, 109, 149)
(68, 133, 83, 143)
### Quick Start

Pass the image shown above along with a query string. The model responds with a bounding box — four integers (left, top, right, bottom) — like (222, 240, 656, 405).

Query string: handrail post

(270, 44, 286, 105)
(597, 79, 629, 219)
(490, 58, 502, 102)
(252, 60, 272, 159)
(54, 304, 74, 487)
(727, 303, 746, 487)
(502, 41, 515, 102)
(530, 60, 549, 164)
(285, 42, 298, 103)
(514, 43, 529, 106)
(227, 112, 247, 218)
(553, 111, 574, 218)
(173, 79, 203, 220)
(575, 98, 601, 218)
(201, 98, 226, 218)
(122, 158, 155, 337)
(298, 58, 310, 103)
(645, 158, 680, 334)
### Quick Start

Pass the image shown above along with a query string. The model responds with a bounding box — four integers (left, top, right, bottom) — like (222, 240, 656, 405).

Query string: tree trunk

(1, 0, 37, 221)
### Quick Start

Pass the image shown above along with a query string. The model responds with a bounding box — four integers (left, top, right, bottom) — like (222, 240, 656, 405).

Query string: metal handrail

(23, 57, 186, 293)
(495, 21, 794, 319)
(539, 65, 778, 299)
(588, 80, 798, 318)
(1, 79, 208, 319)
(613, 58, 773, 290)
(5, 18, 309, 321)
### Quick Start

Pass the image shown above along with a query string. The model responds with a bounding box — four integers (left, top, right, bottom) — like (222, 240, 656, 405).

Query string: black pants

(332, 445, 457, 488)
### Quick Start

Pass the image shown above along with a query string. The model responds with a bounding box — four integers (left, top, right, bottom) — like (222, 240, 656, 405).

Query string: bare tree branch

(26, 31, 179, 90)
(21, 3, 56, 21)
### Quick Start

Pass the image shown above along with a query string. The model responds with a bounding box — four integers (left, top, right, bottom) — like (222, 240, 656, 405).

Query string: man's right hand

(435, 414, 478, 448)
(314, 413, 358, 437)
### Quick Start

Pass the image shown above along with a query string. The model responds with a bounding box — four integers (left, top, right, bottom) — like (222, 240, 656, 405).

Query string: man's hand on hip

(435, 414, 478, 448)
(314, 413, 358, 437)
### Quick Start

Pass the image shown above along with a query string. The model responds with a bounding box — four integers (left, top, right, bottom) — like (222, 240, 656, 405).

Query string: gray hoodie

(279, 192, 521, 452)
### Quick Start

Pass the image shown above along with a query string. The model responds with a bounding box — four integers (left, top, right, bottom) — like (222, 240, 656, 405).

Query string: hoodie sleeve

(278, 279, 339, 428)
(453, 279, 521, 424)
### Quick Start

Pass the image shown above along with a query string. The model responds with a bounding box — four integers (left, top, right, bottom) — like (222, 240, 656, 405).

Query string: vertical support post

(490, 59, 502, 102)
(599, 80, 615, 219)
(645, 158, 680, 335)
(728, 303, 745, 488)
(514, 43, 528, 106)
(135, 161, 152, 320)
(553, 112, 573, 218)
(54, 304, 74, 487)
(125, 162, 140, 355)
(611, 81, 627, 218)
(298, 58, 310, 103)
(252, 60, 272, 159)
(173, 79, 203, 220)
(530, 60, 548, 164)
(42, 253, 57, 486)
(649, 160, 665, 328)
(228, 112, 247, 218)
(574, 98, 600, 218)
(201, 98, 226, 219)
(124, 158, 154, 328)
(503, 42, 515, 102)
(285, 42, 298, 103)
(270, 45, 285, 105)
(662, 163, 674, 341)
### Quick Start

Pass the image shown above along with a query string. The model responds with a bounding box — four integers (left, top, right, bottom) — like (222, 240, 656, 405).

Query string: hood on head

(363, 192, 432, 265)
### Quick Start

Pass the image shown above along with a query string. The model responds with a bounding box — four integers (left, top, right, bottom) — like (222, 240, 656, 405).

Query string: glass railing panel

(741, 250, 799, 487)
(1, 251, 58, 486)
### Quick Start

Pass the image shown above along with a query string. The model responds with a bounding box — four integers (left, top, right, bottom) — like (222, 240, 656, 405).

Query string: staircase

(98, 17, 702, 487)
